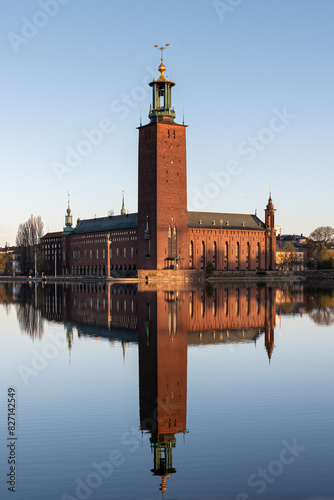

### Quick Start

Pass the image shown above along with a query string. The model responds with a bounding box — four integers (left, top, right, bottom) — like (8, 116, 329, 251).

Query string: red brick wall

(63, 229, 138, 275)
(137, 122, 188, 270)
(138, 124, 158, 268)
(187, 229, 267, 271)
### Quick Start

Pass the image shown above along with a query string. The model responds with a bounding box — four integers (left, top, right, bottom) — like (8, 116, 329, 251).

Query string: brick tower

(137, 48, 188, 273)
(264, 191, 276, 271)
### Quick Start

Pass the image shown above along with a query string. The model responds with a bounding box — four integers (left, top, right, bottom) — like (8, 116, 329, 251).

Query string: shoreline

(1, 270, 334, 285)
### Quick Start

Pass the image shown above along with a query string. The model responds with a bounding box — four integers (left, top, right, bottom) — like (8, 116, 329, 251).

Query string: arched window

(189, 241, 193, 258)
(246, 242, 250, 270)
(224, 242, 228, 270)
(213, 242, 217, 269)
(236, 242, 239, 270)
(256, 242, 260, 270)
(168, 225, 172, 258)
(173, 225, 177, 258)
(189, 241, 193, 269)
(201, 241, 205, 269)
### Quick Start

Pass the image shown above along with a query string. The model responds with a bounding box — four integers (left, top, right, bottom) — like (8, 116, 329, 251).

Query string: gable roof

(73, 213, 138, 234)
(187, 211, 265, 230)
(41, 232, 63, 239)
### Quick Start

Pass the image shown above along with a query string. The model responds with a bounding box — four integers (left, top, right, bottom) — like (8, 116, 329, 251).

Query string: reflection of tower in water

(264, 286, 276, 370)
(65, 322, 73, 365)
(138, 290, 187, 498)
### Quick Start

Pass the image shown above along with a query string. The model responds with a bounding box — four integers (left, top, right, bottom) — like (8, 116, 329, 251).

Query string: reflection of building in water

(275, 283, 306, 316)
(37, 284, 277, 360)
(12, 283, 277, 496)
(138, 290, 187, 497)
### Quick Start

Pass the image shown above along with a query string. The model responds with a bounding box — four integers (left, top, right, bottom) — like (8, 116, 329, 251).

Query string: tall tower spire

(149, 44, 176, 123)
(65, 191, 73, 228)
(137, 48, 188, 275)
(264, 188, 276, 271)
(120, 190, 126, 215)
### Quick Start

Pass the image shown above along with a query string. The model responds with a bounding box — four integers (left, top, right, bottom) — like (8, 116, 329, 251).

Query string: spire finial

(121, 190, 126, 215)
(269, 184, 272, 199)
(154, 43, 170, 80)
(154, 43, 170, 62)
(67, 190, 70, 209)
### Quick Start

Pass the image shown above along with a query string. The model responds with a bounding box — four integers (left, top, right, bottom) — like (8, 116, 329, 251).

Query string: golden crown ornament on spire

(154, 43, 170, 81)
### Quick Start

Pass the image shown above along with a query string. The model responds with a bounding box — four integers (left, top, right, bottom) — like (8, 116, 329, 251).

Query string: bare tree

(0, 254, 12, 275)
(16, 215, 44, 275)
(309, 226, 334, 247)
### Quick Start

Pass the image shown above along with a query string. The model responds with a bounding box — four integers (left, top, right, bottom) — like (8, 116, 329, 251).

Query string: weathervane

(154, 43, 170, 61)
(154, 43, 170, 80)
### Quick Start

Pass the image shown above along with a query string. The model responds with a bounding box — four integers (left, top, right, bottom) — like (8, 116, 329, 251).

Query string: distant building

(0, 246, 20, 274)
(42, 53, 276, 277)
(40, 232, 63, 275)
(276, 234, 307, 271)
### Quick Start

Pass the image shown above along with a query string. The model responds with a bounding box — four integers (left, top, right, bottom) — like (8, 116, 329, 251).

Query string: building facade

(42, 54, 276, 277)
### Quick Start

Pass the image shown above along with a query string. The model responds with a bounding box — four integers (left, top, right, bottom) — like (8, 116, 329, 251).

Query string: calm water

(0, 282, 333, 500)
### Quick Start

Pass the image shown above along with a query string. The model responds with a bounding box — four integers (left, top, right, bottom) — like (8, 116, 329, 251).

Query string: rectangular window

(96, 249, 99, 260)
(131, 247, 134, 258)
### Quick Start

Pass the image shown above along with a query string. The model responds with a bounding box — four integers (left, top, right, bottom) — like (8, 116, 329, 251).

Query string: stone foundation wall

(137, 269, 205, 282)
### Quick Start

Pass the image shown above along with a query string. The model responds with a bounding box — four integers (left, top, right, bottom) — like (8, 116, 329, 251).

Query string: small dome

(157, 61, 166, 80)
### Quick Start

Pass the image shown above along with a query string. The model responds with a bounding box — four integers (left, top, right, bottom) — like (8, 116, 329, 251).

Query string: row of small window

(189, 241, 261, 258)
(74, 234, 136, 244)
(72, 297, 135, 314)
(44, 250, 61, 255)
(44, 244, 60, 249)
(190, 231, 262, 237)
(73, 248, 135, 260)
(111, 237, 137, 242)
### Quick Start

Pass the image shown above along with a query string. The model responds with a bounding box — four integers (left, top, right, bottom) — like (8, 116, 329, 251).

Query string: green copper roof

(187, 211, 265, 230)
(72, 213, 138, 234)
(68, 211, 264, 234)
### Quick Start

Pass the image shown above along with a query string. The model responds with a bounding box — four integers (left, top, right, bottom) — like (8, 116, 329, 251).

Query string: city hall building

(42, 54, 276, 278)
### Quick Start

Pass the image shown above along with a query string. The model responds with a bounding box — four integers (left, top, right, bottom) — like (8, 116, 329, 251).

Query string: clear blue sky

(1, 0, 333, 246)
